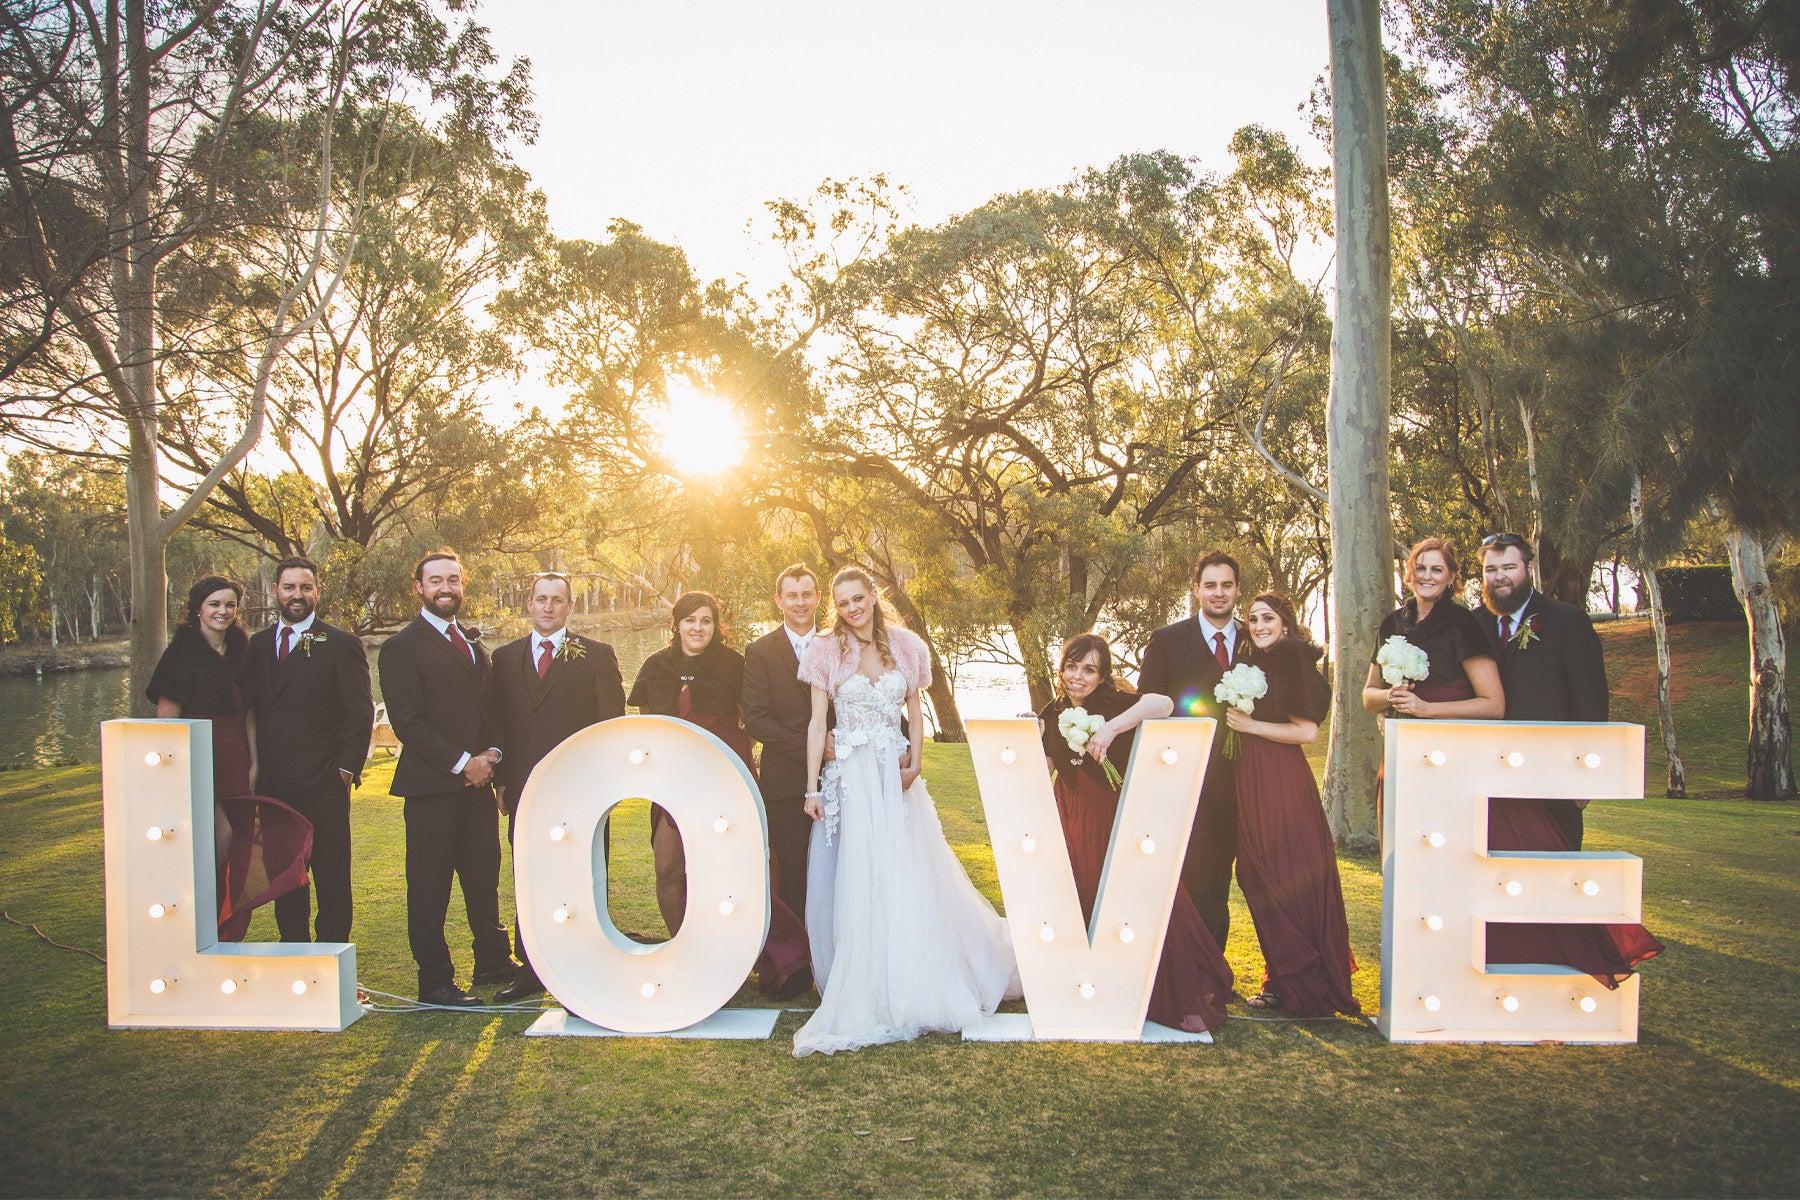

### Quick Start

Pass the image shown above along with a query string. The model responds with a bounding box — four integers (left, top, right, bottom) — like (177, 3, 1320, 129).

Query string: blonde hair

(828, 566, 901, 670)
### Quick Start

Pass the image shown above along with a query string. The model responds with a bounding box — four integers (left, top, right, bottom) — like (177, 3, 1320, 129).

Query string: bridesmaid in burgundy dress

(1230, 593, 1361, 1017)
(1363, 536, 1661, 987)
(146, 576, 311, 941)
(1037, 634, 1234, 1033)
(628, 591, 809, 994)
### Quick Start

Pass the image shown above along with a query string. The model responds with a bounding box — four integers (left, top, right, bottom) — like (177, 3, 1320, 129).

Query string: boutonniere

(295, 630, 327, 657)
(554, 639, 586, 661)
(460, 625, 483, 644)
(1512, 615, 1543, 651)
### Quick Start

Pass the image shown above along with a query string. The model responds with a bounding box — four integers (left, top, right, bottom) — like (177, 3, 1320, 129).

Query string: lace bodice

(818, 670, 908, 845)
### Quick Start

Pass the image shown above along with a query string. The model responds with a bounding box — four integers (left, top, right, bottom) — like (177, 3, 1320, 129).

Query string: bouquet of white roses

(1058, 706, 1123, 788)
(1213, 662, 1269, 758)
(1375, 635, 1430, 687)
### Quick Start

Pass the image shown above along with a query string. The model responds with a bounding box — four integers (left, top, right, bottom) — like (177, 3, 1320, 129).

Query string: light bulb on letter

(146, 826, 168, 842)
(549, 824, 568, 842)
(1425, 750, 1447, 767)
(144, 750, 163, 767)
(1574, 994, 1599, 1013)
(1117, 924, 1135, 944)
(1578, 879, 1600, 896)
(1078, 983, 1096, 1000)
(149, 977, 171, 995)
(718, 898, 735, 917)
(147, 902, 170, 919)
(628, 748, 648, 765)
(1504, 751, 1525, 768)
(1497, 991, 1520, 1012)
(1424, 831, 1446, 848)
(1038, 924, 1055, 943)
(713, 816, 731, 834)
(1421, 994, 1441, 1012)
(1139, 836, 1156, 855)
(639, 982, 657, 999)
(552, 906, 571, 924)
(221, 978, 240, 995)
(1502, 879, 1523, 897)
(999, 746, 1017, 765)
(1160, 746, 1179, 765)
(1019, 835, 1037, 854)
(1422, 914, 1444, 932)
(1581, 752, 1602, 769)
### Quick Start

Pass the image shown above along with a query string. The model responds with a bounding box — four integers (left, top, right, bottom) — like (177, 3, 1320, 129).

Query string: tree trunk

(1632, 474, 1684, 797)
(1534, 531, 1594, 609)
(1724, 528, 1795, 800)
(1321, 0, 1392, 851)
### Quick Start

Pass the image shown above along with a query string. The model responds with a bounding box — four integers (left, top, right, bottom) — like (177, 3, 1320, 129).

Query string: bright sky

(480, 0, 1333, 291)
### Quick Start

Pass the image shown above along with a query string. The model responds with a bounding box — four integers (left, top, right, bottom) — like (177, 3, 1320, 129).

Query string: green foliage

(0, 530, 40, 642)
(1654, 565, 1745, 623)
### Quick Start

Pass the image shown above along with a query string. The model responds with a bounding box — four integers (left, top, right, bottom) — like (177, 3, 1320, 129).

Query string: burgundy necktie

(536, 639, 553, 680)
(448, 622, 474, 664)
(1500, 614, 1513, 643)
(277, 626, 292, 661)
(1213, 631, 1230, 670)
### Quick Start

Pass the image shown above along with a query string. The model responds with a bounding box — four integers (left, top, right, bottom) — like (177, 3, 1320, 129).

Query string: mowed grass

(1, 621, 1797, 1198)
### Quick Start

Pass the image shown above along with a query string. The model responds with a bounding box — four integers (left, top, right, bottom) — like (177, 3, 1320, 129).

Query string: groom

(742, 564, 824, 953)
(1138, 549, 1247, 949)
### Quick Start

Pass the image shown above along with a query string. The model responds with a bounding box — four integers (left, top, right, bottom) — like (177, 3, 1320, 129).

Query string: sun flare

(649, 384, 747, 477)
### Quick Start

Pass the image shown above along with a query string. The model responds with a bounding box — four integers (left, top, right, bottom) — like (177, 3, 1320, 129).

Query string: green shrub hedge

(1655, 564, 1744, 622)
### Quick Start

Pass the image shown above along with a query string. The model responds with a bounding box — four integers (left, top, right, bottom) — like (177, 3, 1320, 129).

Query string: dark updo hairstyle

(1055, 632, 1135, 700)
(668, 590, 726, 652)
(180, 575, 249, 661)
(1249, 590, 1322, 658)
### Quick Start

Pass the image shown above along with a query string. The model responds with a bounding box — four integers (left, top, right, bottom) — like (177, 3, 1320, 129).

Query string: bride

(793, 567, 1018, 1056)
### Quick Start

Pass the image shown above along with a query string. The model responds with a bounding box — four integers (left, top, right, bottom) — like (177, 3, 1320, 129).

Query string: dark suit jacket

(380, 615, 493, 798)
(483, 632, 626, 810)
(1494, 591, 1609, 722)
(245, 619, 373, 795)
(742, 627, 814, 805)
(1138, 615, 1248, 718)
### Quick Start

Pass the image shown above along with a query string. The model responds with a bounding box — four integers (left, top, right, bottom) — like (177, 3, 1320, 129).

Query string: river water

(0, 627, 1031, 768)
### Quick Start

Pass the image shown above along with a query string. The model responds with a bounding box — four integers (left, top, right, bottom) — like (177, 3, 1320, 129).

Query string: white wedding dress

(794, 670, 1018, 1056)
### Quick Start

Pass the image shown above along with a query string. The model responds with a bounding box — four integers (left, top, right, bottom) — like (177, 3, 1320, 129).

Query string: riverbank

(0, 606, 672, 679)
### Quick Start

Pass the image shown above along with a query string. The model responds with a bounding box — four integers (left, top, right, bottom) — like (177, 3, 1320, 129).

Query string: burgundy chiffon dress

(1038, 690, 1234, 1033)
(145, 627, 312, 941)
(628, 641, 811, 994)
(1235, 637, 1361, 1017)
(1373, 599, 1662, 987)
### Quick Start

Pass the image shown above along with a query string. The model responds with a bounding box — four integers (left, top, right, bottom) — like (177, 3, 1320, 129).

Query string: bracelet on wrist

(804, 790, 823, 799)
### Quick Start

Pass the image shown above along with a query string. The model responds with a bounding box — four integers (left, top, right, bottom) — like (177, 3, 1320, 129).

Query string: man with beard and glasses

(246, 556, 373, 943)
(380, 548, 517, 1006)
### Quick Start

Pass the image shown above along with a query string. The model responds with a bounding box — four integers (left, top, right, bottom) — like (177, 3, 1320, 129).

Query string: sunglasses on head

(1481, 533, 1530, 552)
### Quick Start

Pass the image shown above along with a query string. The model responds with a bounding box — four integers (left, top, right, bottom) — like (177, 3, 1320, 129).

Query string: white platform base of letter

(524, 1007, 780, 1040)
(961, 1013, 1212, 1044)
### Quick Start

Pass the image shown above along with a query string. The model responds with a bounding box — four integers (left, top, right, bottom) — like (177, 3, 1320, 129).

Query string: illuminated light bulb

(639, 982, 657, 999)
(292, 977, 315, 996)
(1422, 914, 1444, 932)
(143, 750, 163, 767)
(1425, 750, 1447, 767)
(1020, 835, 1037, 854)
(549, 824, 568, 842)
(718, 898, 736, 917)
(1038, 924, 1055, 943)
(1160, 746, 1179, 766)
(147, 902, 172, 919)
(1078, 983, 1096, 1000)
(1502, 879, 1523, 897)
(1497, 992, 1520, 1013)
(713, 816, 732, 834)
(1423, 831, 1446, 849)
(1573, 994, 1599, 1013)
(1420, 993, 1441, 1012)
(1577, 879, 1600, 897)
(1581, 752, 1603, 769)
(1504, 751, 1526, 768)
(149, 977, 172, 995)
(999, 746, 1017, 765)
(221, 978, 240, 995)
(552, 906, 572, 924)
(1117, 924, 1135, 944)
(1139, 836, 1156, 855)
(146, 826, 169, 842)
(628, 748, 649, 765)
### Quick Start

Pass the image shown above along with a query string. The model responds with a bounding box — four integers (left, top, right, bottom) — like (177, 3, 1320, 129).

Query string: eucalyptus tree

(0, 0, 532, 706)
(1399, 0, 1797, 797)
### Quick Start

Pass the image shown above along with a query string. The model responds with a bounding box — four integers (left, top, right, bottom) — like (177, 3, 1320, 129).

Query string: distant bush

(1655, 565, 1744, 622)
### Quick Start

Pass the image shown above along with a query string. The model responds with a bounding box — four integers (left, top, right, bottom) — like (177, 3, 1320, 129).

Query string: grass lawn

(1, 621, 1796, 1197)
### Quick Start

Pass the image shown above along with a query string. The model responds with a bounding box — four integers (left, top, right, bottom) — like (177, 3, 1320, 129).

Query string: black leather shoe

(494, 970, 545, 1003)
(471, 961, 522, 987)
(418, 983, 482, 1007)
